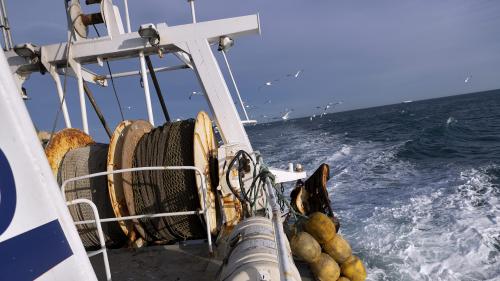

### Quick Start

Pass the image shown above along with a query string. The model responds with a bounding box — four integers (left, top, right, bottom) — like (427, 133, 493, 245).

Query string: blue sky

(7, 0, 500, 141)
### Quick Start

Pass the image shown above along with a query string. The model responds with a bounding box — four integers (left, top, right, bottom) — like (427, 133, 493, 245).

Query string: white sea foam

(346, 165, 500, 281)
(446, 116, 458, 126)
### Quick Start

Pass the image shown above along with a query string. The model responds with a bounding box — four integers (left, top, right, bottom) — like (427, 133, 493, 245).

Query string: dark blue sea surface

(247, 90, 500, 281)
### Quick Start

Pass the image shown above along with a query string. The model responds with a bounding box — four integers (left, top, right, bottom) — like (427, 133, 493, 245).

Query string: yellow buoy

(337, 277, 351, 281)
(340, 255, 367, 281)
(305, 212, 336, 244)
(310, 253, 341, 281)
(290, 232, 321, 263)
(323, 234, 352, 264)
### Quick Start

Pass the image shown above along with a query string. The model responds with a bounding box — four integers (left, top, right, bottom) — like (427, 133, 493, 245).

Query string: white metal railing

(264, 178, 298, 281)
(61, 166, 213, 281)
(66, 199, 112, 281)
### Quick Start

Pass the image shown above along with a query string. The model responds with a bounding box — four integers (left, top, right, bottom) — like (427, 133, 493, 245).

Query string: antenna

(188, 0, 197, 23)
(0, 0, 13, 50)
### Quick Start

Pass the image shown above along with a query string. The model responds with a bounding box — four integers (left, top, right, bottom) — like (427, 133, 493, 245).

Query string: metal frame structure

(6, 7, 259, 149)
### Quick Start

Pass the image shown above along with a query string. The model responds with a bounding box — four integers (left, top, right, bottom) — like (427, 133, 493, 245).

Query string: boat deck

(90, 241, 315, 280)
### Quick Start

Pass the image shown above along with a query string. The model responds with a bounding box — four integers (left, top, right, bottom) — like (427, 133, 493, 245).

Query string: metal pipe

(52, 72, 72, 128)
(0, 0, 13, 50)
(67, 199, 111, 281)
(123, 0, 131, 33)
(221, 50, 250, 121)
(139, 51, 154, 126)
(105, 64, 189, 79)
(82, 81, 112, 138)
(74, 210, 202, 225)
(0, 6, 8, 50)
(75, 63, 89, 134)
(188, 0, 197, 23)
(60, 165, 213, 254)
(265, 178, 297, 281)
(144, 55, 170, 122)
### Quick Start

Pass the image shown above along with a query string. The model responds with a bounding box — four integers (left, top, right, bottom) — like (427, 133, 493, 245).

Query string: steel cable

(131, 120, 205, 243)
(58, 144, 126, 250)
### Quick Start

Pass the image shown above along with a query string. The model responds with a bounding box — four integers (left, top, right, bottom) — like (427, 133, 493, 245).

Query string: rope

(93, 24, 125, 121)
(225, 150, 307, 220)
(131, 120, 205, 243)
(58, 144, 126, 250)
(47, 12, 80, 147)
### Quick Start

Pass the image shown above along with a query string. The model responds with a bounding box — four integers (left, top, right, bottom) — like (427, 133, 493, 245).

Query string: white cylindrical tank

(219, 216, 301, 281)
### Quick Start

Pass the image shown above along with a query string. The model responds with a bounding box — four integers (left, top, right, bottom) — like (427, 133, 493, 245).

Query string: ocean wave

(395, 117, 497, 161)
(342, 165, 500, 281)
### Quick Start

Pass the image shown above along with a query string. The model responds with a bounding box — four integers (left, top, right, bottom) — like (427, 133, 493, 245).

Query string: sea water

(247, 90, 500, 281)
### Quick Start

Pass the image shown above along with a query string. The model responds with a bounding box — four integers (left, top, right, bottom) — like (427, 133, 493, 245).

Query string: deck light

(13, 43, 40, 58)
(218, 36, 234, 51)
(138, 23, 160, 46)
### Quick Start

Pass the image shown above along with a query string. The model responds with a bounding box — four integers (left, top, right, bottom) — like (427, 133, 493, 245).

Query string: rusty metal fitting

(81, 13, 104, 26)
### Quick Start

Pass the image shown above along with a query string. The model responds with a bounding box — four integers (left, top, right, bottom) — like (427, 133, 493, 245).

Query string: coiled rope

(58, 144, 126, 250)
(131, 120, 205, 243)
(225, 150, 307, 220)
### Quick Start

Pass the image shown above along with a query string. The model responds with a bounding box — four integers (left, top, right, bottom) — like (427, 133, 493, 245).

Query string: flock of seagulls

(259, 69, 303, 91)
(184, 68, 343, 122)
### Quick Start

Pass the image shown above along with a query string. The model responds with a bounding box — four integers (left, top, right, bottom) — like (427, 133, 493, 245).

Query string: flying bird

(318, 101, 343, 117)
(286, 69, 303, 79)
(464, 76, 471, 83)
(189, 91, 204, 100)
(281, 110, 293, 120)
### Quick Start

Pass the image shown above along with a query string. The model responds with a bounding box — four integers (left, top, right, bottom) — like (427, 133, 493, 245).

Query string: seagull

(281, 110, 293, 120)
(258, 81, 273, 91)
(286, 69, 303, 79)
(465, 76, 471, 83)
(319, 101, 343, 117)
(188, 91, 203, 100)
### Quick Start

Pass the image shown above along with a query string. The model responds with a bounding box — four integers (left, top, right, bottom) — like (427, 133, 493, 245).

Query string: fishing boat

(0, 1, 365, 280)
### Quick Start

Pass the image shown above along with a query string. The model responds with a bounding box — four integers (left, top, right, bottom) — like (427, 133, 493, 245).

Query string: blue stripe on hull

(0, 220, 73, 280)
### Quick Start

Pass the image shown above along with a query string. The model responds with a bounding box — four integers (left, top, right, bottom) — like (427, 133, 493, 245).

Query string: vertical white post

(188, 0, 196, 23)
(74, 62, 89, 134)
(221, 50, 250, 121)
(123, 0, 131, 33)
(53, 74, 72, 128)
(187, 39, 252, 150)
(139, 51, 154, 126)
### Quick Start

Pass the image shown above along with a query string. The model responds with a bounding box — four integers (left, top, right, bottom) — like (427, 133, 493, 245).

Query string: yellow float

(323, 234, 352, 264)
(310, 253, 341, 281)
(290, 231, 321, 263)
(305, 212, 336, 244)
(340, 255, 367, 281)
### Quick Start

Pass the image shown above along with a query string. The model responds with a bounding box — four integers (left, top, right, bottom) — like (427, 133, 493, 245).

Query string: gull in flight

(286, 69, 303, 79)
(189, 91, 204, 100)
(258, 81, 273, 91)
(281, 109, 293, 120)
(318, 101, 343, 117)
(464, 76, 471, 83)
